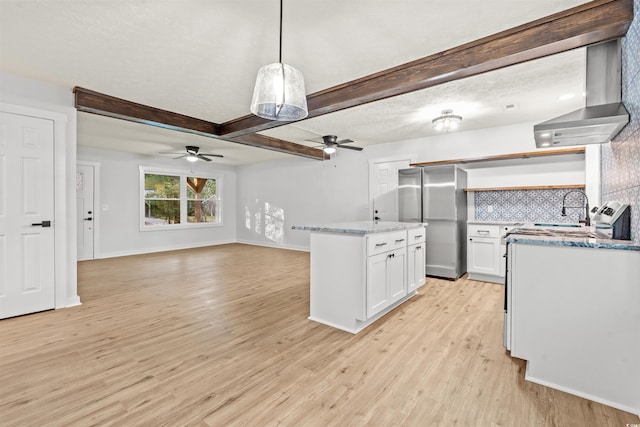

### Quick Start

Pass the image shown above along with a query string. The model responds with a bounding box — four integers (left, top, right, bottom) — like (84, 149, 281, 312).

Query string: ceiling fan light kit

(323, 146, 337, 154)
(250, 0, 308, 121)
(432, 109, 462, 132)
(160, 145, 224, 162)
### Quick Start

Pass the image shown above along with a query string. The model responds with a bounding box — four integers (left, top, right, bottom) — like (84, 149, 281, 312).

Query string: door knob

(84, 217, 93, 221)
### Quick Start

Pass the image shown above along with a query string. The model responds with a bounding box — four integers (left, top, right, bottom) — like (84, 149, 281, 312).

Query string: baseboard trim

(95, 239, 237, 259)
(235, 239, 309, 253)
(524, 366, 640, 416)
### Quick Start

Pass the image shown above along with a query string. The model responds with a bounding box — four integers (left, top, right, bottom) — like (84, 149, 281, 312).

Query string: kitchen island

(293, 221, 427, 333)
(505, 229, 640, 415)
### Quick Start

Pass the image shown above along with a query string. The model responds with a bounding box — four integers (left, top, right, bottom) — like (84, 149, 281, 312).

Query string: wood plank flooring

(1, 243, 638, 426)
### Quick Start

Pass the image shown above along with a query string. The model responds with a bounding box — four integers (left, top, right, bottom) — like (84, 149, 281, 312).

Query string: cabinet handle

(416, 246, 421, 250)
(414, 235, 423, 239)
(478, 230, 490, 235)
(375, 243, 387, 247)
(469, 238, 473, 241)
(395, 239, 405, 243)
(388, 253, 395, 258)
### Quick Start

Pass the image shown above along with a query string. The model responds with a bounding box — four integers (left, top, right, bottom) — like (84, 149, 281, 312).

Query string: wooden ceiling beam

(218, 0, 634, 138)
(73, 87, 325, 160)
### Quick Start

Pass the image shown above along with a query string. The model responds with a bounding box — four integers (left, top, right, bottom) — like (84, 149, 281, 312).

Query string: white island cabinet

(293, 222, 426, 333)
(506, 234, 640, 415)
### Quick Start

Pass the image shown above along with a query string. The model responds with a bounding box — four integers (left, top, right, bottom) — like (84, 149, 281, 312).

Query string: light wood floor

(1, 244, 638, 426)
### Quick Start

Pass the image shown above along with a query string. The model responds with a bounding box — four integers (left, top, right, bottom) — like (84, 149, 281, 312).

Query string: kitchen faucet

(561, 189, 590, 226)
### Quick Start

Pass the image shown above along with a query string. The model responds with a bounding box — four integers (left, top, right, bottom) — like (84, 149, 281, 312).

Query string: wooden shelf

(410, 147, 585, 167)
(464, 184, 585, 192)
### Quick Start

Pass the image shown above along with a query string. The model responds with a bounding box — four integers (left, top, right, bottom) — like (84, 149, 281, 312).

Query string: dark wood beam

(218, 0, 634, 138)
(230, 133, 327, 159)
(73, 87, 326, 160)
(74, 87, 220, 135)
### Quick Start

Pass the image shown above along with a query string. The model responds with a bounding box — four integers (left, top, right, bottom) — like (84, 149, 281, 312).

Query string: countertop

(292, 221, 426, 235)
(506, 228, 640, 251)
(467, 220, 525, 226)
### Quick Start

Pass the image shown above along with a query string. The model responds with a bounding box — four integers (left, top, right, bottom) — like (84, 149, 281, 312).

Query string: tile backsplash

(474, 189, 585, 223)
(602, 0, 640, 244)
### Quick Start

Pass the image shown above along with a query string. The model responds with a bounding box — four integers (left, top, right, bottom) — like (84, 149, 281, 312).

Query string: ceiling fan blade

(337, 144, 363, 151)
(336, 139, 354, 144)
(200, 153, 224, 158)
(159, 151, 185, 155)
(173, 154, 187, 159)
(197, 155, 212, 162)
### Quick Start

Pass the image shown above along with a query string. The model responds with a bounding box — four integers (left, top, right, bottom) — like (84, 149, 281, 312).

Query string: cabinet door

(408, 244, 426, 292)
(467, 237, 500, 275)
(367, 252, 389, 318)
(388, 248, 407, 303)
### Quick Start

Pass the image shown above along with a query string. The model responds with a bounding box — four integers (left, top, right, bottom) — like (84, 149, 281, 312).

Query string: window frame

(139, 166, 223, 231)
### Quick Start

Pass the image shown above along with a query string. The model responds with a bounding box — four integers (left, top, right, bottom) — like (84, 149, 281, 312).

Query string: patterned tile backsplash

(602, 0, 640, 244)
(474, 189, 586, 223)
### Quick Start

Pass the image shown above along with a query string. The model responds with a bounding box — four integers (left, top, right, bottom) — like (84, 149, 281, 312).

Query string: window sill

(139, 222, 224, 232)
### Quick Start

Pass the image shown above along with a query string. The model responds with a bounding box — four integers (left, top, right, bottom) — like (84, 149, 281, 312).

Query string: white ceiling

(0, 0, 590, 165)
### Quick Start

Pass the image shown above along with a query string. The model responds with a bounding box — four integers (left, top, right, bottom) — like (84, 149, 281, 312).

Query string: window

(140, 167, 221, 230)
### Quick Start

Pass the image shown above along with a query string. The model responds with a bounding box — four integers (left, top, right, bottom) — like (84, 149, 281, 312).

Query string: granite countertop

(506, 229, 640, 251)
(468, 220, 526, 226)
(292, 221, 426, 235)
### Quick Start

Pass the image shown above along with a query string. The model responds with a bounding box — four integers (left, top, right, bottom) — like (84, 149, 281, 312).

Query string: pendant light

(432, 109, 462, 132)
(250, 0, 308, 121)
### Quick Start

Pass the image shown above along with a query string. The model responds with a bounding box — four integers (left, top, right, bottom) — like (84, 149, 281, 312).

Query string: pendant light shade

(250, 0, 308, 121)
(250, 62, 308, 121)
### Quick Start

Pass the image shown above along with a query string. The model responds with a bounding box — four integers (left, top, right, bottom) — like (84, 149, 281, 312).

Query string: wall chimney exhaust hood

(534, 40, 629, 148)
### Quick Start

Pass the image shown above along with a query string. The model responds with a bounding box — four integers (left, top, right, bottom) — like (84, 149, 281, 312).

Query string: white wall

(237, 122, 586, 250)
(0, 71, 79, 307)
(465, 160, 585, 188)
(78, 146, 237, 258)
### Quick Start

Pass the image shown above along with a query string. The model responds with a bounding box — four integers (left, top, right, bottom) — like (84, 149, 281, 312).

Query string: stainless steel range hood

(534, 40, 629, 148)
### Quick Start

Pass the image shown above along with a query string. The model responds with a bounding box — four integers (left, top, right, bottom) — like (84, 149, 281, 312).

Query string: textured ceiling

(0, 0, 590, 165)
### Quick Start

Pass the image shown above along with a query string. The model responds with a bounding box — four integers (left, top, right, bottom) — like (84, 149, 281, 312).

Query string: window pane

(186, 177, 216, 200)
(144, 200, 181, 225)
(145, 174, 180, 199)
(187, 199, 217, 223)
(186, 177, 217, 223)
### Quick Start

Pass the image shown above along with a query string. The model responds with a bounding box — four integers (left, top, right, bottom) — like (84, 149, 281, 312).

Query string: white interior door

(369, 159, 412, 222)
(0, 112, 55, 319)
(76, 164, 94, 261)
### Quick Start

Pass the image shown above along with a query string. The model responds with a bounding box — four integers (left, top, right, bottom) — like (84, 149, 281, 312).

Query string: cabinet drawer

(367, 230, 407, 256)
(468, 224, 499, 238)
(407, 226, 426, 244)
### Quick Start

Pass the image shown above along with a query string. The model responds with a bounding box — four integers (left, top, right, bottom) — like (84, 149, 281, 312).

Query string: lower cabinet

(366, 247, 406, 318)
(467, 223, 516, 284)
(467, 236, 500, 275)
(407, 242, 426, 292)
(309, 226, 426, 334)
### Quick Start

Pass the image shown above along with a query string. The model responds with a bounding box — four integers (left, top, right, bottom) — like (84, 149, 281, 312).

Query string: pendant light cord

(278, 0, 283, 64)
(276, 0, 285, 118)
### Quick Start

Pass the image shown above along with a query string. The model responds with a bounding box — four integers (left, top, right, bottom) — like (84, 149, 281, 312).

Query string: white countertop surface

(292, 221, 426, 235)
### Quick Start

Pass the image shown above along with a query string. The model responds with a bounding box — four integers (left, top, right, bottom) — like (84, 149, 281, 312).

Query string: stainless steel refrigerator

(398, 166, 467, 279)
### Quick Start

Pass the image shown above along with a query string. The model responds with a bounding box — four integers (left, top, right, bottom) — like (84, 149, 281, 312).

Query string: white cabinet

(367, 247, 406, 318)
(467, 224, 500, 282)
(407, 228, 426, 293)
(308, 226, 425, 333)
(507, 242, 640, 414)
(467, 223, 516, 284)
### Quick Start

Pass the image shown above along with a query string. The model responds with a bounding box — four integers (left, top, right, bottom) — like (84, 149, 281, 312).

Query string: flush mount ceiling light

(250, 0, 308, 121)
(432, 109, 462, 132)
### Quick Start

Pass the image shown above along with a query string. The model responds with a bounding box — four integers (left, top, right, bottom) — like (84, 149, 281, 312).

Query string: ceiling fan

(310, 135, 363, 154)
(161, 145, 223, 162)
